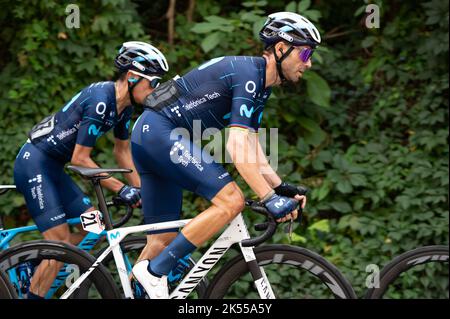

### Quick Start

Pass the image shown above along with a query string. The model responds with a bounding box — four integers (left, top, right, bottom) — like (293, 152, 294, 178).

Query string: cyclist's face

(281, 44, 313, 83)
(131, 77, 157, 104)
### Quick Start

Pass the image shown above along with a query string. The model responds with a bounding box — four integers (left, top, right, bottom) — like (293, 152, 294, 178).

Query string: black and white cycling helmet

(259, 12, 321, 82)
(115, 41, 168, 106)
(259, 12, 321, 49)
(115, 41, 169, 79)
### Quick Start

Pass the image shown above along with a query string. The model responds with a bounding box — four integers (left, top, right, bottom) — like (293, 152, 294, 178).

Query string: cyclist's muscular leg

(28, 208, 92, 297)
(137, 232, 178, 263)
(28, 223, 72, 296)
(182, 182, 244, 246)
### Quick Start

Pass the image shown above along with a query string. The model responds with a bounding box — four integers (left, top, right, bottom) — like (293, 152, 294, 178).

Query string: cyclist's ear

(126, 71, 138, 83)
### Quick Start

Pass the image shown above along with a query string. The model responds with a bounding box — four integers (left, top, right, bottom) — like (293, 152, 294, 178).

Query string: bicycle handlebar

(240, 185, 308, 247)
(106, 196, 134, 228)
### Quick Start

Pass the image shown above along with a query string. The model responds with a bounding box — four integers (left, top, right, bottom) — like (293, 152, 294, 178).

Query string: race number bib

(80, 210, 105, 234)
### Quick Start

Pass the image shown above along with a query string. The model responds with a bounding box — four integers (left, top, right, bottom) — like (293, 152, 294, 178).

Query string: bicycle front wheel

(365, 245, 449, 299)
(0, 240, 121, 299)
(205, 244, 356, 299)
(0, 268, 18, 299)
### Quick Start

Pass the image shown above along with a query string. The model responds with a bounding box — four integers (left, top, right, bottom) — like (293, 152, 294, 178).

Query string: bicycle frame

(0, 218, 132, 298)
(61, 213, 276, 299)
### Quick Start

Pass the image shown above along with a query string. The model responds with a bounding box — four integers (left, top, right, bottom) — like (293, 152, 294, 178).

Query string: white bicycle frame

(61, 213, 275, 299)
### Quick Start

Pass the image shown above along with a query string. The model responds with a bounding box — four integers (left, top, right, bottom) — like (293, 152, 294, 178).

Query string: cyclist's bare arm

(71, 144, 124, 193)
(113, 138, 141, 187)
(249, 131, 282, 188)
(251, 132, 306, 208)
(227, 128, 272, 199)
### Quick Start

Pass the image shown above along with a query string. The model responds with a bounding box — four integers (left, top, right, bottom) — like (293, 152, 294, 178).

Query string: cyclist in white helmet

(130, 12, 320, 299)
(13, 41, 168, 299)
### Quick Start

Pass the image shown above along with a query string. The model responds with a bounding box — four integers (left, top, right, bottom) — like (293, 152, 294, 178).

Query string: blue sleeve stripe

(83, 116, 104, 124)
(181, 77, 190, 93)
(219, 73, 236, 79)
(79, 97, 91, 106)
(232, 97, 255, 103)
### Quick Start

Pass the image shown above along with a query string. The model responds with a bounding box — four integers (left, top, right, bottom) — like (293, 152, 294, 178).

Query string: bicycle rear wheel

(0, 240, 121, 299)
(365, 245, 449, 299)
(205, 244, 356, 299)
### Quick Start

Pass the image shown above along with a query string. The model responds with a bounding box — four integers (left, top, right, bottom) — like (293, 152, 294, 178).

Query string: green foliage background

(0, 0, 448, 298)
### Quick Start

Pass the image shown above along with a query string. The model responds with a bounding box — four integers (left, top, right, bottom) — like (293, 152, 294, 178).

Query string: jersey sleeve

(228, 68, 266, 132)
(75, 97, 108, 147)
(113, 106, 133, 140)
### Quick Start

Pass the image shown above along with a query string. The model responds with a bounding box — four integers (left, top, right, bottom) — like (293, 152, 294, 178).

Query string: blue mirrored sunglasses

(147, 75, 161, 89)
(297, 47, 314, 63)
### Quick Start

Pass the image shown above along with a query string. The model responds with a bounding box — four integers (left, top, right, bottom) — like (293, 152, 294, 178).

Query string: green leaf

(362, 36, 377, 48)
(313, 51, 323, 64)
(201, 32, 222, 53)
(353, 198, 365, 210)
(191, 22, 218, 34)
(282, 112, 297, 123)
(303, 127, 327, 146)
(291, 233, 307, 243)
(330, 201, 352, 213)
(298, 116, 319, 132)
(285, 1, 297, 12)
(308, 219, 330, 233)
(298, 0, 311, 12)
(349, 174, 368, 187)
(205, 15, 232, 25)
(303, 71, 331, 108)
(304, 10, 322, 22)
(354, 5, 366, 17)
(242, 1, 267, 7)
(336, 179, 353, 193)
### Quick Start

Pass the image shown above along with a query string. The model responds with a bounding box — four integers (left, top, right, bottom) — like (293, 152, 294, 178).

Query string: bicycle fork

(236, 216, 276, 299)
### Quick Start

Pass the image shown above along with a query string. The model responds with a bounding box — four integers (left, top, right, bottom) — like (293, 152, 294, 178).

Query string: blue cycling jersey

(145, 56, 272, 132)
(132, 56, 272, 229)
(29, 81, 132, 163)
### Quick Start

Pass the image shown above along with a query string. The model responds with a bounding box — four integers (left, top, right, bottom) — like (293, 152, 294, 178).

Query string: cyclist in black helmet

(13, 41, 168, 299)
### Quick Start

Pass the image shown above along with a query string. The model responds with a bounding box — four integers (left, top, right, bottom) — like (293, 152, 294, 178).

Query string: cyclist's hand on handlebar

(274, 182, 307, 198)
(274, 182, 307, 212)
(118, 185, 141, 208)
(295, 195, 307, 210)
(262, 193, 298, 223)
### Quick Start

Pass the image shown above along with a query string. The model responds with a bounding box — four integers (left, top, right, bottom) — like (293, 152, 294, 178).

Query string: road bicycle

(0, 175, 207, 299)
(365, 245, 449, 299)
(0, 165, 356, 299)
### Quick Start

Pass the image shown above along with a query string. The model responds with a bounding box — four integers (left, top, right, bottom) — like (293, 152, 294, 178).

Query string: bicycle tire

(0, 268, 18, 299)
(204, 244, 356, 299)
(365, 245, 449, 299)
(0, 240, 121, 299)
(86, 236, 209, 298)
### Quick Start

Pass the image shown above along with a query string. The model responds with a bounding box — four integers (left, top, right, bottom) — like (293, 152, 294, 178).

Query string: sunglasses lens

(151, 78, 160, 88)
(300, 48, 313, 62)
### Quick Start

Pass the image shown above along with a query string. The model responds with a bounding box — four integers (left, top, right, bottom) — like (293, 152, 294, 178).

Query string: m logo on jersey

(88, 124, 101, 136)
(239, 104, 254, 118)
(274, 198, 286, 209)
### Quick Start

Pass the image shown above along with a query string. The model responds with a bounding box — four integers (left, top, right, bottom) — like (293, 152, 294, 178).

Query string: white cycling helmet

(115, 41, 169, 80)
(259, 12, 321, 49)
